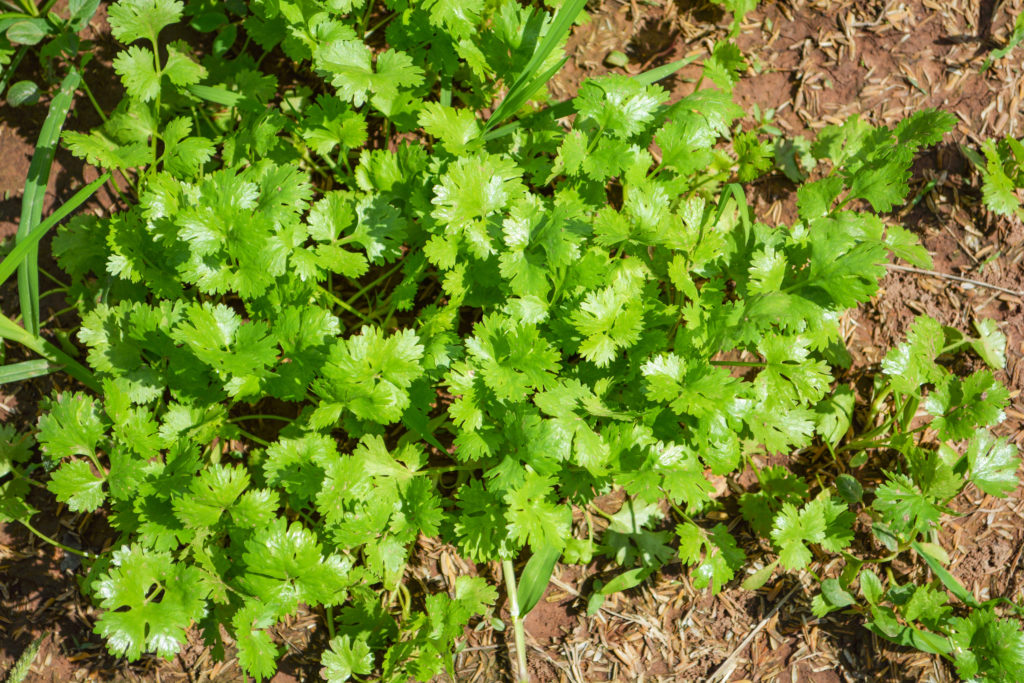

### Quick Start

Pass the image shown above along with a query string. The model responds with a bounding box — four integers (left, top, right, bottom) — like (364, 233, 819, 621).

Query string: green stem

(357, 0, 376, 35)
(325, 605, 335, 639)
(10, 466, 46, 489)
(709, 359, 765, 368)
(22, 520, 95, 558)
(227, 414, 294, 424)
(585, 123, 607, 155)
(318, 285, 373, 322)
(363, 11, 395, 38)
(236, 428, 271, 447)
(418, 463, 480, 475)
(502, 559, 530, 683)
(79, 78, 108, 124)
(588, 502, 616, 521)
(84, 449, 105, 476)
(343, 260, 405, 307)
(148, 33, 163, 169)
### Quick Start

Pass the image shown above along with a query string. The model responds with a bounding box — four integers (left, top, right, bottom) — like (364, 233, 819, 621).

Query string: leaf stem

(318, 284, 373, 322)
(227, 414, 294, 424)
(709, 359, 765, 368)
(502, 559, 530, 683)
(325, 605, 335, 639)
(21, 520, 95, 558)
(79, 78, 108, 123)
(236, 427, 271, 447)
(343, 260, 405, 307)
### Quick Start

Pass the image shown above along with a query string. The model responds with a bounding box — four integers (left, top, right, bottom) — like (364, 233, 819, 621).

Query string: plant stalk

(502, 559, 530, 683)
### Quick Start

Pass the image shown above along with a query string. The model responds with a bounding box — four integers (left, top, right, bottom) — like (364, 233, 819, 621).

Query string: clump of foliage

(0, 0, 1021, 679)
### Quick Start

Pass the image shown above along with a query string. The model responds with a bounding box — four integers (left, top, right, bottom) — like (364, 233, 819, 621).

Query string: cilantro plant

(0, 0, 1021, 679)
(964, 135, 1024, 219)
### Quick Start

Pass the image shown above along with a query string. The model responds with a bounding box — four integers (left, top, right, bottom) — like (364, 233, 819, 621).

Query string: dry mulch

(2, 0, 1024, 681)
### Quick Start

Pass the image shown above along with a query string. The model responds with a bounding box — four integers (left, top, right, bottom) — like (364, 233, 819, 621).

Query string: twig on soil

(706, 583, 802, 683)
(886, 263, 1024, 297)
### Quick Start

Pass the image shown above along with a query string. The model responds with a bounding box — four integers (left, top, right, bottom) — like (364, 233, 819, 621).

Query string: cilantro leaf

(48, 460, 107, 512)
(574, 76, 668, 139)
(925, 370, 1010, 441)
(93, 545, 207, 660)
(881, 316, 945, 395)
(107, 0, 182, 44)
(322, 635, 373, 682)
(966, 429, 1019, 498)
(37, 393, 106, 460)
(504, 472, 571, 552)
(950, 607, 1024, 682)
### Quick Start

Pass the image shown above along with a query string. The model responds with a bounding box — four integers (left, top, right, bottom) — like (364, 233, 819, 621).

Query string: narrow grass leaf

(911, 540, 979, 608)
(1, 174, 109, 286)
(484, 0, 587, 130)
(0, 314, 100, 392)
(516, 544, 560, 615)
(0, 359, 60, 384)
(17, 67, 81, 336)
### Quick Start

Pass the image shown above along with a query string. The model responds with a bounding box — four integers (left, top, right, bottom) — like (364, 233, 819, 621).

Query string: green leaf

(740, 560, 777, 591)
(912, 541, 979, 608)
(949, 607, 1024, 682)
(574, 75, 668, 139)
(881, 316, 945, 395)
(678, 522, 745, 593)
(107, 0, 183, 44)
(322, 635, 373, 682)
(0, 359, 60, 384)
(811, 578, 856, 617)
(5, 20, 47, 45)
(504, 472, 571, 552)
(419, 103, 481, 155)
(835, 474, 863, 506)
(93, 545, 207, 660)
(966, 429, 1019, 498)
(36, 393, 106, 461)
(517, 544, 560, 615)
(771, 501, 823, 570)
(162, 41, 206, 88)
(884, 224, 932, 268)
(874, 473, 942, 539)
(971, 318, 1007, 369)
(860, 568, 883, 604)
(6, 80, 40, 107)
(48, 460, 106, 512)
(925, 370, 1010, 441)
(703, 40, 746, 92)
(113, 45, 161, 102)
(232, 601, 281, 679)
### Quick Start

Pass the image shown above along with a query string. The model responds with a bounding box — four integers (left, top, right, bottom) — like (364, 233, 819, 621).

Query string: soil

(2, 0, 1024, 681)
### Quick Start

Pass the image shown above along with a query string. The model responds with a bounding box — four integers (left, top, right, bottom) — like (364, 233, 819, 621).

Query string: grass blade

(0, 173, 108, 287)
(17, 67, 81, 336)
(0, 313, 100, 392)
(0, 358, 59, 384)
(632, 53, 701, 86)
(484, 0, 587, 131)
(911, 540, 979, 608)
(516, 544, 561, 615)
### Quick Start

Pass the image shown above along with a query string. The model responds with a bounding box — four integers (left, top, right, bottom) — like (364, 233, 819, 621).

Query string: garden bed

(1, 0, 1022, 681)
